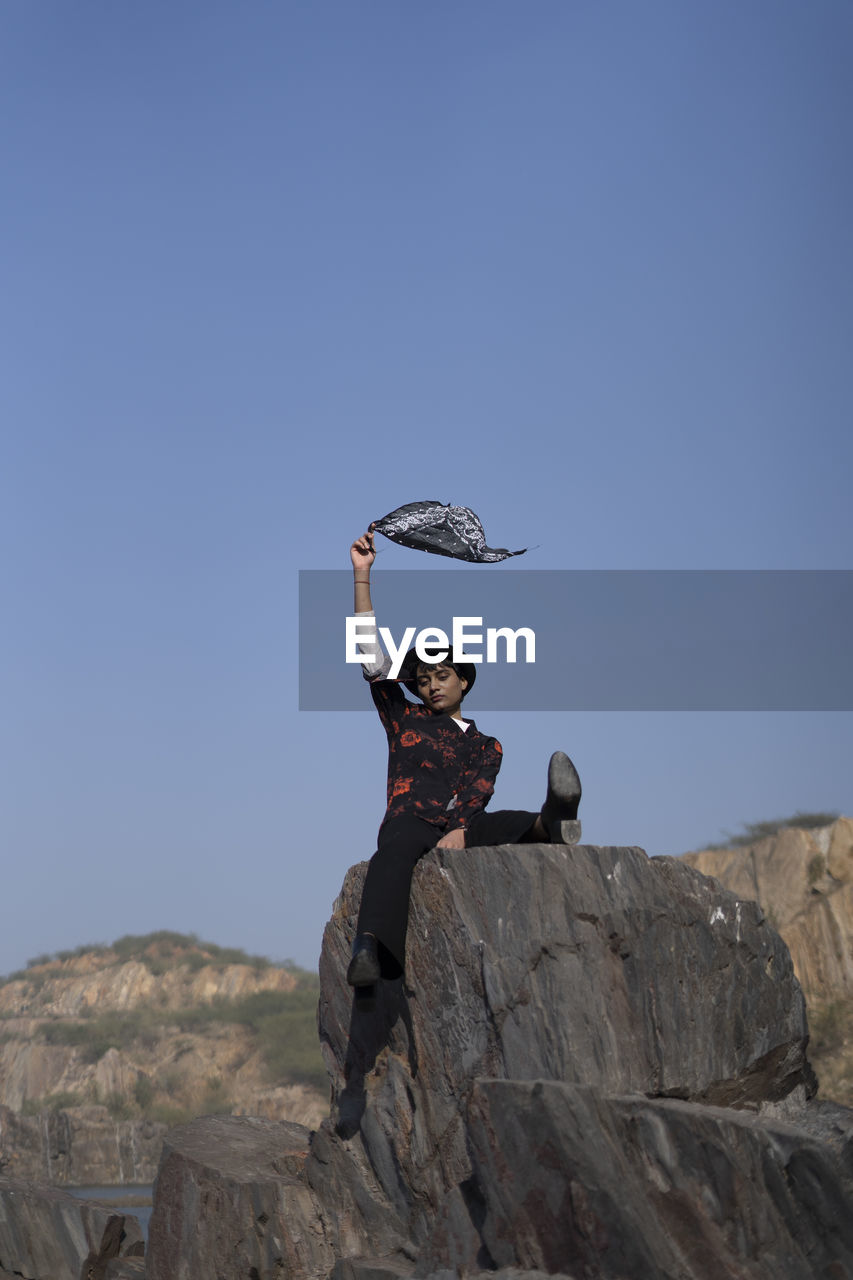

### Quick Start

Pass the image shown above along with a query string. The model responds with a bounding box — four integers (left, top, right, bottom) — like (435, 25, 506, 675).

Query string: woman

(348, 527, 582, 988)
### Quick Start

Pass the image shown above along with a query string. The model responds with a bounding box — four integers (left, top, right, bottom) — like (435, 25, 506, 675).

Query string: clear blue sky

(2, 1, 851, 975)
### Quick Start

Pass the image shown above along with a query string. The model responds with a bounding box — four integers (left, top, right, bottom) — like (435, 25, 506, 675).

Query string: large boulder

(146, 841, 851, 1279)
(418, 1080, 853, 1278)
(315, 843, 814, 1252)
(146, 1115, 332, 1280)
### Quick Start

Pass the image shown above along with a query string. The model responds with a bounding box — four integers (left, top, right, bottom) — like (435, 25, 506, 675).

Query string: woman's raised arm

(350, 526, 376, 613)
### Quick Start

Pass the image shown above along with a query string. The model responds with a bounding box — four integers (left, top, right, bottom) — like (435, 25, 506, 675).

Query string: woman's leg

(354, 815, 441, 980)
(467, 753, 582, 848)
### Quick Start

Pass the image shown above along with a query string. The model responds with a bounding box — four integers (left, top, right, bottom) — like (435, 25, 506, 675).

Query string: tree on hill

(707, 810, 840, 851)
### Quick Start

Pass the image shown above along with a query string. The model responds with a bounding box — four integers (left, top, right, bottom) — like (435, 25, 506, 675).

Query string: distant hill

(0, 932, 326, 1184)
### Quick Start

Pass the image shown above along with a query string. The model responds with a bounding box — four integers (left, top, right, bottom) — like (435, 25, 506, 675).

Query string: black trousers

(356, 810, 539, 979)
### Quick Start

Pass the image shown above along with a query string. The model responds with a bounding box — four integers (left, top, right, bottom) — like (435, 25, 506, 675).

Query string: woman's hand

(351, 527, 376, 614)
(350, 527, 376, 572)
(436, 827, 466, 850)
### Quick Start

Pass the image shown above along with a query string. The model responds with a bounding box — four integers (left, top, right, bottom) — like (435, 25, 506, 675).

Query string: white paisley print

(372, 501, 526, 563)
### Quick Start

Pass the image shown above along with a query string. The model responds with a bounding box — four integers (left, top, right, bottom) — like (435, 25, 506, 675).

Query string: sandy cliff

(683, 815, 853, 1102)
(683, 816, 853, 1002)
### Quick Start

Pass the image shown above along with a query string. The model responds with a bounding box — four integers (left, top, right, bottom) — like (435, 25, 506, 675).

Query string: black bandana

(372, 501, 526, 563)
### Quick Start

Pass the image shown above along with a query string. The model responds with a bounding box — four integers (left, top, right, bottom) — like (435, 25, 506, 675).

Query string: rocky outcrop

(0, 1032, 326, 1131)
(310, 843, 815, 1263)
(419, 1083, 853, 1277)
(0, 947, 326, 1185)
(0, 958, 297, 1019)
(0, 1104, 166, 1185)
(683, 816, 853, 1007)
(0, 1178, 143, 1280)
(147, 1116, 329, 1279)
(146, 840, 853, 1278)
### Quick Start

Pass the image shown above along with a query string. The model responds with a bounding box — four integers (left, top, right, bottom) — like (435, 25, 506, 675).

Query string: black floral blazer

(369, 678, 502, 835)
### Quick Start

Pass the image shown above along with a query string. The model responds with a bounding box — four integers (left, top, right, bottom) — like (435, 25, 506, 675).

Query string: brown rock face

(0, 1034, 326, 1184)
(0, 1178, 143, 1280)
(146, 1116, 329, 1280)
(683, 816, 853, 1006)
(419, 1081, 853, 1279)
(144, 840, 853, 1279)
(0, 1104, 167, 1185)
(0, 950, 326, 1185)
(314, 844, 815, 1256)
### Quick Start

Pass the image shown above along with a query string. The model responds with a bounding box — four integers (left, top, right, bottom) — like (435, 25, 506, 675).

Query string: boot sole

(548, 751, 581, 806)
(542, 751, 581, 842)
(551, 818, 582, 846)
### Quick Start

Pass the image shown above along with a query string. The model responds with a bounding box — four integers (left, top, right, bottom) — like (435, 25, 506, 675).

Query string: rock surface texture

(0, 1178, 143, 1280)
(147, 1116, 329, 1280)
(0, 947, 326, 1184)
(683, 816, 853, 1007)
(0, 1103, 166, 1185)
(146, 842, 853, 1278)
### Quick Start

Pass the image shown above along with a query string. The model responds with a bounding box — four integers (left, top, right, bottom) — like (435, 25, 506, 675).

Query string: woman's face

(415, 663, 468, 715)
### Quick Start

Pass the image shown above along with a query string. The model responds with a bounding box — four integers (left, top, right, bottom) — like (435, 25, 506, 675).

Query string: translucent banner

(299, 570, 853, 711)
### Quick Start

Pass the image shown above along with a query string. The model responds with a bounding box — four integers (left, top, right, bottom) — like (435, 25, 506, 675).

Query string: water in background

(68, 1185, 153, 1241)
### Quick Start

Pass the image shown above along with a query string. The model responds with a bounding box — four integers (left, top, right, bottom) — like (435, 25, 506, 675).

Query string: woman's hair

(402, 649, 477, 699)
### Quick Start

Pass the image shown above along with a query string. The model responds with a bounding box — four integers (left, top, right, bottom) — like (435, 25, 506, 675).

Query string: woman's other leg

(465, 809, 541, 846)
(466, 753, 582, 848)
(355, 815, 441, 979)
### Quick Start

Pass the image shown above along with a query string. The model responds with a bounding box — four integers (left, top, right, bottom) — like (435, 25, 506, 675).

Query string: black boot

(347, 933, 381, 986)
(540, 751, 582, 845)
